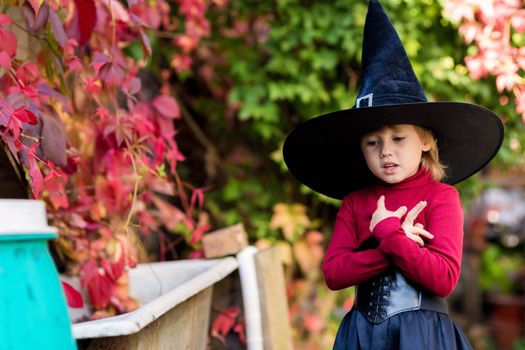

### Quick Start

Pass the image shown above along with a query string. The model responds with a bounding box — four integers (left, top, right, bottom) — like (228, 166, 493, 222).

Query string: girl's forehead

(363, 124, 416, 136)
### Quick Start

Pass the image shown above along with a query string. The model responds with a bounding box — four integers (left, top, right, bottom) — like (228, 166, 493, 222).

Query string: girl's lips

(382, 163, 398, 175)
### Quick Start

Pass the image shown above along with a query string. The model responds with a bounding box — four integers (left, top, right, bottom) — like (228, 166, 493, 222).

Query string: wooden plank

(84, 286, 213, 350)
(254, 247, 293, 350)
(202, 223, 248, 258)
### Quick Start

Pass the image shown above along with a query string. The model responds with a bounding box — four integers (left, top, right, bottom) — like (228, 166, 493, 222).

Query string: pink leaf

(174, 35, 197, 53)
(190, 224, 210, 244)
(0, 51, 10, 69)
(28, 161, 43, 198)
(211, 307, 239, 344)
(100, 0, 130, 22)
(171, 54, 193, 72)
(43, 171, 69, 210)
(188, 249, 205, 259)
(152, 95, 180, 119)
(0, 14, 13, 26)
(190, 188, 205, 210)
(0, 27, 17, 58)
(304, 313, 325, 333)
(61, 281, 84, 308)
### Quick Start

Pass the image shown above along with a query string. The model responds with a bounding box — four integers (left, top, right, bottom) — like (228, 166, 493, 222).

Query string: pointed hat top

(356, 0, 426, 108)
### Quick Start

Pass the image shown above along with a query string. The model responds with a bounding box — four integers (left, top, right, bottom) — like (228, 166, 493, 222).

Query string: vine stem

(124, 138, 140, 234)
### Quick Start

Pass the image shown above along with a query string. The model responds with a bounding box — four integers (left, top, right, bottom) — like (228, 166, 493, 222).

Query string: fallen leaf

(61, 281, 84, 308)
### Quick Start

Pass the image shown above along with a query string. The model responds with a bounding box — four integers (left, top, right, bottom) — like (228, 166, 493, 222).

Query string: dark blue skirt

(333, 309, 472, 350)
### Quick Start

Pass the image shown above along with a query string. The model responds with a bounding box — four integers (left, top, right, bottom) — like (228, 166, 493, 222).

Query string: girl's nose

(380, 144, 392, 158)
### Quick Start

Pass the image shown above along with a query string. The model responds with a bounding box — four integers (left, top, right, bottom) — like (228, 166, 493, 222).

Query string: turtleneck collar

(373, 167, 434, 191)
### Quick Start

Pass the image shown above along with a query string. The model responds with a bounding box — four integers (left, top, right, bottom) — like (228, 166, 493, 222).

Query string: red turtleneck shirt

(322, 168, 464, 297)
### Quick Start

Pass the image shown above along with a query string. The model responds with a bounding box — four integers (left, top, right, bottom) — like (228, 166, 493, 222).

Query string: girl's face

(360, 124, 431, 184)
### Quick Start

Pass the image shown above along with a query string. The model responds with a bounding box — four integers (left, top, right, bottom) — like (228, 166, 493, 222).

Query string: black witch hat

(283, 0, 503, 199)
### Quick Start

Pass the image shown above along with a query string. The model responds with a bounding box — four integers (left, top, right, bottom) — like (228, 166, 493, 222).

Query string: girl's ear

(422, 141, 431, 152)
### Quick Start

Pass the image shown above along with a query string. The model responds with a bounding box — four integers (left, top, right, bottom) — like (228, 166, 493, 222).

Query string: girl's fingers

(406, 233, 425, 247)
(377, 195, 385, 209)
(405, 201, 427, 223)
(394, 206, 407, 217)
(412, 226, 434, 240)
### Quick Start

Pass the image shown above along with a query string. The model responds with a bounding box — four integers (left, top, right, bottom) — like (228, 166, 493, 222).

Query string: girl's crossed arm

(371, 187, 464, 297)
(322, 195, 392, 290)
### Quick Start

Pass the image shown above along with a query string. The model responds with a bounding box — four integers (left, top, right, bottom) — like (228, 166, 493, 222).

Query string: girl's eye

(393, 136, 405, 142)
(366, 140, 379, 146)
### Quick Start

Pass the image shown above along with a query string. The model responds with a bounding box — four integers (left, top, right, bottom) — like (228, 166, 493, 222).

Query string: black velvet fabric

(333, 309, 473, 350)
(359, 0, 427, 106)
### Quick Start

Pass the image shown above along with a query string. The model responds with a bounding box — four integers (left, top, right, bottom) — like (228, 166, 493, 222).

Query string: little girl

(283, 1, 503, 349)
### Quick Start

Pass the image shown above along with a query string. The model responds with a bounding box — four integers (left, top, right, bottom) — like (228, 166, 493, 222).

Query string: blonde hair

(412, 125, 447, 181)
(369, 124, 447, 181)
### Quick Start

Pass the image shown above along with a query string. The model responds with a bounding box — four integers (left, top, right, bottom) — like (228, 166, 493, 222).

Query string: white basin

(67, 257, 238, 339)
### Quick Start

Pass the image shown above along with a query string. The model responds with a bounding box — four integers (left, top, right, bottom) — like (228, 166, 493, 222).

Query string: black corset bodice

(355, 269, 448, 324)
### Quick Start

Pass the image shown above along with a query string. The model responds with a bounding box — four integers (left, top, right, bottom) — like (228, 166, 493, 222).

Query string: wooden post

(254, 247, 293, 350)
(202, 224, 248, 258)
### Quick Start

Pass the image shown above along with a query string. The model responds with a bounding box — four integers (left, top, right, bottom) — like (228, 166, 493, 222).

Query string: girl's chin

(377, 173, 409, 184)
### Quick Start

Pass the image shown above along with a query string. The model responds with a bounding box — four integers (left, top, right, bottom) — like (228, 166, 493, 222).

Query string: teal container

(0, 200, 76, 350)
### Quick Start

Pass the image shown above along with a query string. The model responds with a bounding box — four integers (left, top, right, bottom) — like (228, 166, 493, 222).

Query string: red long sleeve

(322, 169, 464, 297)
(322, 196, 392, 290)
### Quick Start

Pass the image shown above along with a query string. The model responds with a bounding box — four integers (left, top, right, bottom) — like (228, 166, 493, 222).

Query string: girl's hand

(401, 201, 434, 247)
(369, 195, 407, 232)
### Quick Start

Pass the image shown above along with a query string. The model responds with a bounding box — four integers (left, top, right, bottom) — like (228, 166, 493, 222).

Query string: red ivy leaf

(0, 52, 10, 69)
(0, 14, 12, 26)
(28, 161, 43, 198)
(81, 260, 114, 310)
(61, 281, 84, 308)
(100, 245, 126, 283)
(233, 321, 246, 344)
(190, 224, 210, 245)
(43, 172, 69, 210)
(188, 249, 205, 259)
(152, 95, 181, 119)
(13, 108, 37, 125)
(304, 313, 325, 333)
(0, 26, 17, 58)
(211, 307, 240, 344)
(88, 272, 114, 310)
(73, 0, 97, 45)
(190, 188, 206, 210)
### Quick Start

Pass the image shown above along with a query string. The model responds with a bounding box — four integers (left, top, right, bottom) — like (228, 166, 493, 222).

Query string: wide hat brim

(283, 101, 504, 199)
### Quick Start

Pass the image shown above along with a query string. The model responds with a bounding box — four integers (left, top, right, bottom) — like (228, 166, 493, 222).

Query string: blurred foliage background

(3, 0, 524, 348)
(143, 0, 524, 348)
